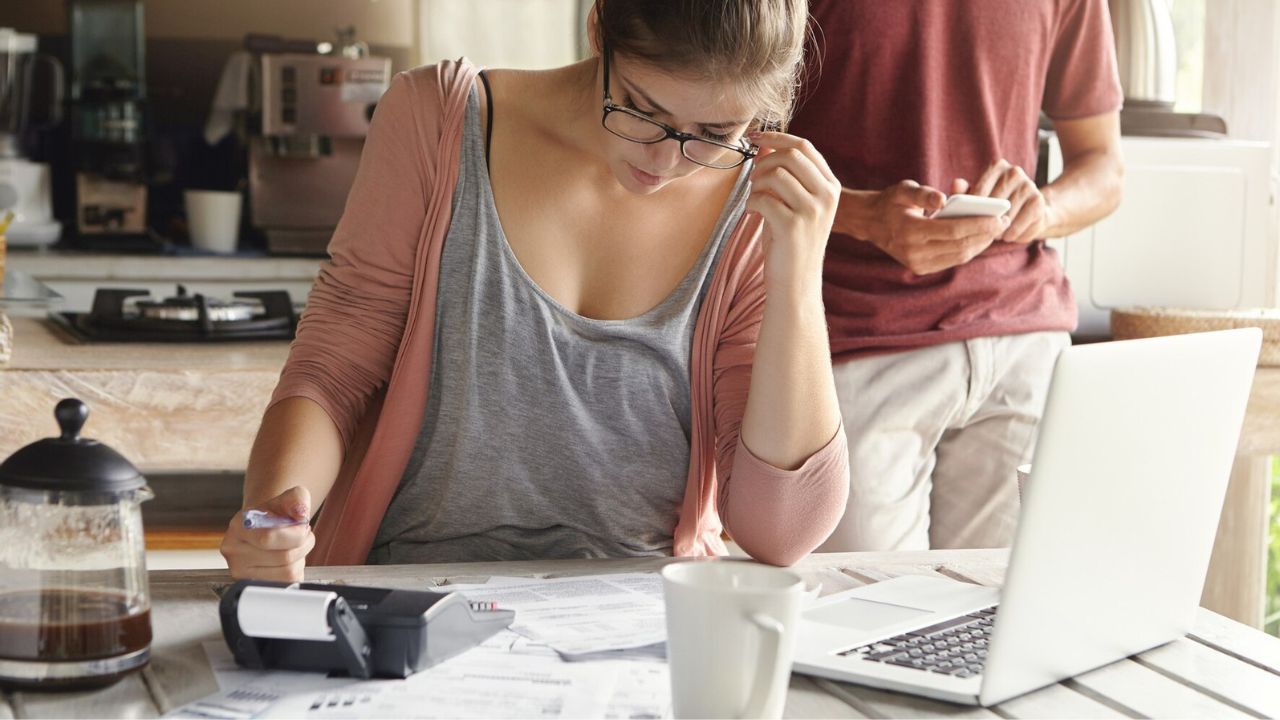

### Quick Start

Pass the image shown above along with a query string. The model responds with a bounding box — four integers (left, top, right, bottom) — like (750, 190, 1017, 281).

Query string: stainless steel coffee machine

(249, 50, 390, 255)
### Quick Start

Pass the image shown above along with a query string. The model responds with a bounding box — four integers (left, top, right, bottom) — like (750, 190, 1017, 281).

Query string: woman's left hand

(745, 131, 842, 298)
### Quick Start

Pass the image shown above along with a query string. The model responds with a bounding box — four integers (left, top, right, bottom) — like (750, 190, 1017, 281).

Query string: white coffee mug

(184, 189, 242, 254)
(661, 560, 804, 719)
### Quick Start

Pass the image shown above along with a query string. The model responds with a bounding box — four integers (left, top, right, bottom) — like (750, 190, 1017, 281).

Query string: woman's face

(601, 55, 758, 195)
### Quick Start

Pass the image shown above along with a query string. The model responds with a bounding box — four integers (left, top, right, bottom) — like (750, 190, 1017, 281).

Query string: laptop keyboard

(838, 606, 998, 679)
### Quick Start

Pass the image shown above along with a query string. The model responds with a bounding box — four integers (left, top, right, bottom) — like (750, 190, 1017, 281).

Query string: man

(789, 0, 1125, 550)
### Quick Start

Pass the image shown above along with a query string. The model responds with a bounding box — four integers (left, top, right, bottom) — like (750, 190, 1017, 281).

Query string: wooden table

(5, 550, 1280, 719)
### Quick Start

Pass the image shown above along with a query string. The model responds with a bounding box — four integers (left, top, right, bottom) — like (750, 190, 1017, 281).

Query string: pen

(242, 509, 310, 530)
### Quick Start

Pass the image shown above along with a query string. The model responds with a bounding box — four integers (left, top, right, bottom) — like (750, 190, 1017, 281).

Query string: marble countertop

(0, 316, 290, 470)
(1, 315, 291, 371)
(5, 247, 323, 282)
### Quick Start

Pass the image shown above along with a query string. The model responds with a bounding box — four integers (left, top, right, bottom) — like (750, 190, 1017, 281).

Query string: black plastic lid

(0, 399, 145, 493)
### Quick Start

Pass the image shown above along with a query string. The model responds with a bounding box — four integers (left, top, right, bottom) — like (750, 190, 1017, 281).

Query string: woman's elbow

(727, 482, 850, 567)
(738, 537, 810, 567)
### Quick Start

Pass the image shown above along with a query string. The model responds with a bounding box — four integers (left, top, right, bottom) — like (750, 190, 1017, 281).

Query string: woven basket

(1110, 307, 1280, 366)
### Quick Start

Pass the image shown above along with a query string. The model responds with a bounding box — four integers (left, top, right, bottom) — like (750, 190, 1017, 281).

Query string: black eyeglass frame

(600, 45, 759, 170)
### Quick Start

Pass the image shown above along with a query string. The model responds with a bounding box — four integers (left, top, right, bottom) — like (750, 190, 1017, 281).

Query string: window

(416, 0, 580, 69)
(1165, 0, 1207, 113)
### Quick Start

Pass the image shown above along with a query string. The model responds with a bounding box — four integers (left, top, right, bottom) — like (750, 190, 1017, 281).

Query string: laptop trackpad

(806, 598, 933, 633)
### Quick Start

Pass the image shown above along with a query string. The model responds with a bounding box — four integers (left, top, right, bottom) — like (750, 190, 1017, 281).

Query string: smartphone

(931, 194, 1011, 220)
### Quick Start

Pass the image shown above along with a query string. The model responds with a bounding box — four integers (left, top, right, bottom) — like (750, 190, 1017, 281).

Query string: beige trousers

(817, 331, 1070, 551)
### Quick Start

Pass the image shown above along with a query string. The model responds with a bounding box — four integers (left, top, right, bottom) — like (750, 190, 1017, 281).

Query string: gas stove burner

(133, 285, 260, 323)
(48, 286, 298, 342)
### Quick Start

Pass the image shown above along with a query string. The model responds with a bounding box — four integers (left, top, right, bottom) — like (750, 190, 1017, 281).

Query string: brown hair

(597, 0, 810, 131)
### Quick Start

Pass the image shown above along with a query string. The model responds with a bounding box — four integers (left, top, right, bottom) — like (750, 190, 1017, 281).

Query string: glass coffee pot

(0, 399, 153, 689)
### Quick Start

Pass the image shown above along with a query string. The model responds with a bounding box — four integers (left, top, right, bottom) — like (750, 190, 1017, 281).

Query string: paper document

(167, 643, 365, 719)
(169, 572, 675, 719)
(172, 631, 670, 718)
(263, 634, 616, 719)
(447, 572, 667, 657)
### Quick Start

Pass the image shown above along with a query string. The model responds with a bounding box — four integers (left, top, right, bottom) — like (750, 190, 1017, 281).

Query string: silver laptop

(794, 328, 1262, 706)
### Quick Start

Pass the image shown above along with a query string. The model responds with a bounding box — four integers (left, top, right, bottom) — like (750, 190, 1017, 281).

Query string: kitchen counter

(5, 247, 323, 282)
(1, 314, 290, 371)
(3, 248, 323, 314)
(0, 316, 289, 472)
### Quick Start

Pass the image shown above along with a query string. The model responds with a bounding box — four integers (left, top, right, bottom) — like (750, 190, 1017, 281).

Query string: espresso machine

(249, 40, 390, 255)
(0, 28, 63, 246)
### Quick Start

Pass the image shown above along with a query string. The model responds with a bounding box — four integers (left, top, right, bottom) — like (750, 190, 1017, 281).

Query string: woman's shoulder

(387, 57, 485, 110)
(367, 58, 485, 155)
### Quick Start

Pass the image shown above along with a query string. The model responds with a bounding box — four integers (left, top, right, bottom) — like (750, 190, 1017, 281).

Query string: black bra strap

(478, 70, 494, 168)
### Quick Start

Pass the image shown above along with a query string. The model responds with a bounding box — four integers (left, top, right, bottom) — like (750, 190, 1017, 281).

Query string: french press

(0, 399, 154, 689)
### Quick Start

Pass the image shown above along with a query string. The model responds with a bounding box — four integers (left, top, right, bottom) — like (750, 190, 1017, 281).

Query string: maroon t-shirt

(789, 0, 1123, 359)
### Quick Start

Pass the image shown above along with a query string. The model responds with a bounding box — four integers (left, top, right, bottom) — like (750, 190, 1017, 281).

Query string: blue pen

(242, 509, 310, 530)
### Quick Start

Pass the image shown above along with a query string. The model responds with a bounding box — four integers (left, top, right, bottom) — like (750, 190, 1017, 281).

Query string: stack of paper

(168, 573, 672, 719)
(445, 573, 668, 659)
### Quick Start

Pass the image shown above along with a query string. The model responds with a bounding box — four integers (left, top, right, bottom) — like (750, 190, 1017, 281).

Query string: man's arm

(1039, 111, 1124, 238)
(966, 110, 1123, 244)
(832, 185, 929, 241)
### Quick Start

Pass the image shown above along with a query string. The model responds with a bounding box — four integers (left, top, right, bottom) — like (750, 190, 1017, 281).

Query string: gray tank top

(369, 86, 749, 564)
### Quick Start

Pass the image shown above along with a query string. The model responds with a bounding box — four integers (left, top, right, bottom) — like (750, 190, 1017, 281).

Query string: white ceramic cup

(184, 190, 242, 253)
(661, 560, 804, 719)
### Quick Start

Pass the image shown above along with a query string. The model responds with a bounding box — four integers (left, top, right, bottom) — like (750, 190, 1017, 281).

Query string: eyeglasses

(600, 47, 758, 170)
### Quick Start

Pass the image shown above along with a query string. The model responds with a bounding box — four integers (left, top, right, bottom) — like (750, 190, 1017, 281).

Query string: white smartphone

(931, 193, 1011, 219)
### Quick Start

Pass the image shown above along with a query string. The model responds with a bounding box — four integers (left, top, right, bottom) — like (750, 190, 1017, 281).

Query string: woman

(222, 0, 849, 581)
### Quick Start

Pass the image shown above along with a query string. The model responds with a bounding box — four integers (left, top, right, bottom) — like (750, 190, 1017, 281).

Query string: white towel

(204, 51, 253, 145)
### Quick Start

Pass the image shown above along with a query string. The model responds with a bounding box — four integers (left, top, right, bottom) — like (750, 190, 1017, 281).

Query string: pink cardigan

(270, 59, 850, 567)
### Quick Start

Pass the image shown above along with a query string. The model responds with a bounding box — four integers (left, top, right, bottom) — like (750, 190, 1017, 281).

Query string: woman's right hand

(220, 485, 316, 581)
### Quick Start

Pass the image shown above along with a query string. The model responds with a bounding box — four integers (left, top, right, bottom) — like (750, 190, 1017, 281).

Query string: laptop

(794, 328, 1262, 706)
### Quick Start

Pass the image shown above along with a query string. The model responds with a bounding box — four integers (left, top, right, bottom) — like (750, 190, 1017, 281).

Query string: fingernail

(747, 130, 762, 139)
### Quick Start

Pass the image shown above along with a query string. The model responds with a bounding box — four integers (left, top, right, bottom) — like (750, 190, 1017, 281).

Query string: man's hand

(967, 160, 1060, 244)
(864, 180, 1009, 275)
